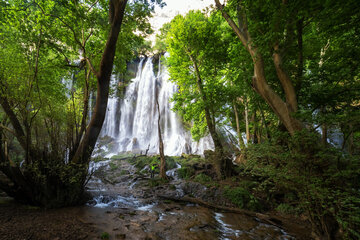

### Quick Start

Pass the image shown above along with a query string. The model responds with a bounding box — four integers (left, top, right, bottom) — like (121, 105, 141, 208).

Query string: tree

(166, 11, 232, 178)
(214, 0, 305, 135)
(0, 0, 162, 207)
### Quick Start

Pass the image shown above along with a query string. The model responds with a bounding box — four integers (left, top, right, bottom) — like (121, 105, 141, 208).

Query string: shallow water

(84, 160, 295, 240)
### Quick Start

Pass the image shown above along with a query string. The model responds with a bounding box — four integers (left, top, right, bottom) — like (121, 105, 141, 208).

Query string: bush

(178, 166, 195, 179)
(224, 186, 261, 211)
(276, 203, 297, 215)
(243, 130, 360, 239)
(194, 173, 212, 185)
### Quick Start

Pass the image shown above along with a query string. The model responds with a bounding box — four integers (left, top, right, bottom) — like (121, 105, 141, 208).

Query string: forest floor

(0, 155, 313, 240)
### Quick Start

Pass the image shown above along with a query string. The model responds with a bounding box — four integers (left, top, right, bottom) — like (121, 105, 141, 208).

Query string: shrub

(276, 203, 297, 215)
(243, 130, 360, 239)
(194, 173, 212, 185)
(224, 186, 261, 211)
(178, 166, 195, 179)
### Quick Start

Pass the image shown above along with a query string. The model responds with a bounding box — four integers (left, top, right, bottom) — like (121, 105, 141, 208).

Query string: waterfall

(99, 57, 214, 156)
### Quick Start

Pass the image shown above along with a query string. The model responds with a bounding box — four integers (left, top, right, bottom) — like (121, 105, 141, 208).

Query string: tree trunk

(189, 55, 232, 178)
(233, 102, 245, 150)
(72, 0, 128, 164)
(244, 97, 251, 143)
(156, 98, 167, 179)
(214, 0, 303, 135)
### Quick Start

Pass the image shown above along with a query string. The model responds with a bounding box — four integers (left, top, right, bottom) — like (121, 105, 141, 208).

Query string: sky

(148, 0, 214, 42)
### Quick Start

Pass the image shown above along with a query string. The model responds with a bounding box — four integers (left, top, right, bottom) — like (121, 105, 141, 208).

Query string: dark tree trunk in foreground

(0, 0, 128, 207)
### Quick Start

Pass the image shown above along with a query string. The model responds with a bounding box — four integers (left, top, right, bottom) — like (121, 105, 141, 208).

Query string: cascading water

(99, 56, 214, 156)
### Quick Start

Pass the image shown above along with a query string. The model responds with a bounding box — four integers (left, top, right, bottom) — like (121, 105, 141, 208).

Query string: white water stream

(99, 57, 214, 156)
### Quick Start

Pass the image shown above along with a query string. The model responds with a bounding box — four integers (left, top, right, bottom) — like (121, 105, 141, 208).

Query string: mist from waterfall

(100, 57, 214, 156)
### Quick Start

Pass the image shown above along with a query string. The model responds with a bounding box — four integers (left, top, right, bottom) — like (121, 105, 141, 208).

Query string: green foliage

(110, 153, 134, 160)
(165, 10, 231, 141)
(275, 203, 297, 215)
(194, 173, 212, 185)
(177, 167, 195, 180)
(224, 186, 261, 212)
(243, 131, 360, 238)
(109, 162, 118, 171)
(100, 232, 110, 240)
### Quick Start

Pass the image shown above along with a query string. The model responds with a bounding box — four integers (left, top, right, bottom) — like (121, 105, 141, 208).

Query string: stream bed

(82, 158, 297, 240)
(0, 158, 310, 240)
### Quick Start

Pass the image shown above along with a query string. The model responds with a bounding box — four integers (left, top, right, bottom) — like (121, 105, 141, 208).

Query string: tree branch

(0, 124, 16, 136)
(85, 58, 99, 78)
(0, 96, 27, 150)
(214, 0, 249, 47)
(273, 44, 298, 112)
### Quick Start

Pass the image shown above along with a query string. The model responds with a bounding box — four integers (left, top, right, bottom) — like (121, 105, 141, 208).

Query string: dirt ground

(0, 198, 98, 240)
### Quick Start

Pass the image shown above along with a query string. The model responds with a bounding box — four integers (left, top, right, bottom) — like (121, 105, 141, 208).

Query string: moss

(118, 169, 128, 176)
(177, 154, 205, 166)
(111, 153, 134, 160)
(109, 162, 118, 171)
(92, 156, 107, 163)
(147, 178, 168, 187)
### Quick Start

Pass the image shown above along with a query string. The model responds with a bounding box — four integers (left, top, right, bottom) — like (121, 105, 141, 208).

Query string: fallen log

(157, 194, 283, 228)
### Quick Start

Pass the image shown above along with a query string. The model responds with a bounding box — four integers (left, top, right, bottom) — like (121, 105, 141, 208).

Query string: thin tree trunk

(189, 54, 232, 178)
(244, 97, 250, 143)
(156, 98, 166, 179)
(189, 55, 223, 153)
(258, 103, 270, 140)
(296, 18, 304, 94)
(322, 124, 327, 146)
(233, 102, 245, 150)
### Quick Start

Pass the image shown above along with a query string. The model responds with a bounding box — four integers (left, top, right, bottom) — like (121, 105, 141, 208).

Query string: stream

(82, 158, 295, 240)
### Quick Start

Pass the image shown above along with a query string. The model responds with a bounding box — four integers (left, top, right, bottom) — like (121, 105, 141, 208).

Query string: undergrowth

(241, 130, 360, 239)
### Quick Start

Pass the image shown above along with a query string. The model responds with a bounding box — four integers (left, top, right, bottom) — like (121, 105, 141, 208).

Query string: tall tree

(0, 0, 162, 207)
(166, 11, 232, 178)
(214, 0, 303, 135)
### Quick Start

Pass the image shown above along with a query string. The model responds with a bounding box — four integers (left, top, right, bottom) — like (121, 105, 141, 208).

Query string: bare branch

(85, 58, 99, 78)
